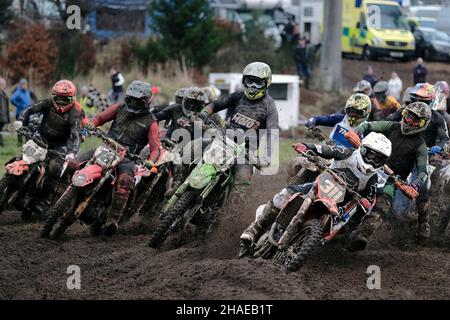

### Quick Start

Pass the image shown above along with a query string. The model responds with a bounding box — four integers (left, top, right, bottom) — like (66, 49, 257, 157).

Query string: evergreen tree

(0, 0, 14, 28)
(150, 0, 221, 69)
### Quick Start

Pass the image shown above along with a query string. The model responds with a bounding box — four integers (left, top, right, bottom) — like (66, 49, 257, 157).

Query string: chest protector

(330, 151, 374, 192)
(42, 107, 74, 143)
(108, 104, 154, 154)
(229, 98, 268, 131)
(330, 116, 358, 148)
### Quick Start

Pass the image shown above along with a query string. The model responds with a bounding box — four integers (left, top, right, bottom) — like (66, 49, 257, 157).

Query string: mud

(0, 169, 449, 300)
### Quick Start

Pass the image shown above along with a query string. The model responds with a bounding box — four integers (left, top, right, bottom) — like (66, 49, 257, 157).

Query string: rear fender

(72, 164, 103, 187)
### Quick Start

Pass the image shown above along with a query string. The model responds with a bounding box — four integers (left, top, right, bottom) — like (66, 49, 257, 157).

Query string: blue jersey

(311, 114, 354, 148)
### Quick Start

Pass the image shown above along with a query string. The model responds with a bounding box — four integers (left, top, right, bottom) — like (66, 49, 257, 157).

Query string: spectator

(291, 22, 300, 44)
(293, 38, 311, 89)
(10, 78, 32, 143)
(413, 57, 427, 85)
(363, 65, 379, 88)
(373, 81, 401, 119)
(0, 77, 9, 147)
(109, 67, 125, 103)
(388, 72, 403, 101)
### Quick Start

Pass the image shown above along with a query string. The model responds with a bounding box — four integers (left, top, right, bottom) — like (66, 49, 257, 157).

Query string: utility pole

(316, 0, 342, 92)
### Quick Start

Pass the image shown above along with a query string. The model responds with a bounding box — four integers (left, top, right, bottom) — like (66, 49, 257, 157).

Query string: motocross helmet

(400, 102, 432, 135)
(203, 85, 222, 103)
(409, 83, 435, 105)
(124, 80, 153, 114)
(52, 80, 76, 113)
(431, 92, 447, 112)
(356, 132, 392, 175)
(175, 87, 187, 105)
(373, 81, 389, 104)
(434, 81, 449, 98)
(182, 86, 207, 117)
(344, 93, 372, 127)
(353, 80, 372, 96)
(242, 62, 272, 100)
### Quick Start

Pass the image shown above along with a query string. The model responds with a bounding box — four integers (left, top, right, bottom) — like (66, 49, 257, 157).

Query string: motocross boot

(417, 201, 430, 242)
(103, 174, 133, 237)
(239, 201, 279, 257)
(164, 164, 185, 198)
(347, 195, 390, 252)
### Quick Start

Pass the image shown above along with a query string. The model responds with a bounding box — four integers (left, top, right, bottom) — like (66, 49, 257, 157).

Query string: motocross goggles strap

(243, 76, 266, 89)
(125, 96, 148, 112)
(403, 110, 427, 128)
(345, 106, 366, 118)
(52, 94, 74, 106)
(183, 98, 204, 113)
(361, 146, 388, 168)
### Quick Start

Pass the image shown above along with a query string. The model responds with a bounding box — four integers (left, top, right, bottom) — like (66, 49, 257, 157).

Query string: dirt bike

(0, 126, 65, 220)
(120, 137, 177, 223)
(248, 147, 419, 273)
(41, 128, 143, 239)
(148, 123, 256, 248)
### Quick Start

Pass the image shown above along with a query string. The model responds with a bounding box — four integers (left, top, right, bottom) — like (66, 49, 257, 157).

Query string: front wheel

(281, 219, 324, 272)
(41, 186, 78, 238)
(148, 189, 197, 248)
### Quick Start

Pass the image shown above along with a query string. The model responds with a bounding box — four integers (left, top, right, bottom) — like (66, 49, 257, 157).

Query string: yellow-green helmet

(345, 93, 372, 127)
(242, 62, 272, 100)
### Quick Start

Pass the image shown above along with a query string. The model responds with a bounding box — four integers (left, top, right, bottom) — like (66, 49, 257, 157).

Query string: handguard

(344, 130, 361, 148)
(395, 180, 419, 200)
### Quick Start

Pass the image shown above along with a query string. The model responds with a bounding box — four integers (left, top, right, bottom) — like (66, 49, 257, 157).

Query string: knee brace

(115, 174, 134, 199)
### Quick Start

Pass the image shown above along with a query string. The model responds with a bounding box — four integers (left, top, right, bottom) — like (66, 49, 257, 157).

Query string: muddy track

(0, 169, 449, 300)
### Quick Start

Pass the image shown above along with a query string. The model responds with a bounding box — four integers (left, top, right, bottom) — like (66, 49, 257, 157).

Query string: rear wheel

(148, 189, 197, 248)
(278, 219, 324, 272)
(41, 186, 78, 238)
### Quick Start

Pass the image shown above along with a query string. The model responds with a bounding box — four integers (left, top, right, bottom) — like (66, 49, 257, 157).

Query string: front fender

(188, 164, 217, 190)
(314, 198, 339, 215)
(72, 164, 103, 187)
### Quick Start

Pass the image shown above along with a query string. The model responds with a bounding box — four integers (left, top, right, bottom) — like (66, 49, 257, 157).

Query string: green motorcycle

(148, 128, 248, 248)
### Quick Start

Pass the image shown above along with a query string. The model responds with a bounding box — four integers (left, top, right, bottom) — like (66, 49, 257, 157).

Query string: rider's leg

(103, 160, 135, 236)
(348, 183, 394, 251)
(417, 186, 430, 241)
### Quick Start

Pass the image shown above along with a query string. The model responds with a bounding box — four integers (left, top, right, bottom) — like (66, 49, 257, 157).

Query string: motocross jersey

(386, 107, 449, 148)
(210, 91, 279, 156)
(309, 114, 363, 148)
(91, 103, 161, 161)
(355, 121, 428, 181)
(302, 143, 378, 202)
(19, 98, 81, 153)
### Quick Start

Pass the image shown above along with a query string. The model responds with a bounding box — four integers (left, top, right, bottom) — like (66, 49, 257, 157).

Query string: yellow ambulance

(342, 0, 415, 60)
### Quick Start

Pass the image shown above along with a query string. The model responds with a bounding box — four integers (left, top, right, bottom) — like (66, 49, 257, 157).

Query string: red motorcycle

(41, 128, 142, 239)
(0, 127, 65, 220)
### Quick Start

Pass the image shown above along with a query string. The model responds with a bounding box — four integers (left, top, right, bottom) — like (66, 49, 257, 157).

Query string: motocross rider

(386, 83, 448, 155)
(153, 86, 209, 197)
(83, 80, 161, 236)
(353, 80, 377, 121)
(12, 80, 84, 200)
(372, 81, 401, 120)
(198, 62, 279, 195)
(345, 102, 431, 244)
(287, 94, 372, 185)
(239, 132, 392, 256)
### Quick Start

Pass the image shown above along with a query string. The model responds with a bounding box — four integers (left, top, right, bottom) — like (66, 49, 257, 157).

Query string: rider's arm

(18, 98, 52, 125)
(416, 142, 429, 178)
(354, 121, 395, 136)
(147, 121, 162, 163)
(434, 111, 449, 148)
(153, 103, 177, 121)
(310, 114, 345, 127)
(303, 143, 354, 160)
(205, 91, 242, 114)
(67, 110, 82, 154)
(91, 103, 121, 127)
(384, 108, 403, 121)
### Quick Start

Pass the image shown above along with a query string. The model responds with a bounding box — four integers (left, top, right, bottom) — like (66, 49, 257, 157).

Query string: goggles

(243, 76, 266, 89)
(52, 95, 73, 106)
(183, 98, 204, 113)
(361, 146, 388, 168)
(125, 96, 149, 112)
(402, 110, 427, 128)
(345, 106, 367, 118)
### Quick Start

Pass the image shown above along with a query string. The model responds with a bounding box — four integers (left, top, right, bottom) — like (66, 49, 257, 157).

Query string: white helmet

(356, 132, 392, 175)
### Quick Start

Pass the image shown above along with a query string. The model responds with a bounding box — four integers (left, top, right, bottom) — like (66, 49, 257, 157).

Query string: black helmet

(182, 86, 207, 117)
(125, 80, 153, 114)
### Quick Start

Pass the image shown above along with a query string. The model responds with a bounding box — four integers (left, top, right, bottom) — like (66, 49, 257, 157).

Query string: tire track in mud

(0, 171, 449, 300)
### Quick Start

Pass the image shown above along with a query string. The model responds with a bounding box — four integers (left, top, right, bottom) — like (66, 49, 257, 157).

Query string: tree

(149, 0, 222, 69)
(316, 0, 342, 92)
(2, 24, 58, 85)
(0, 0, 14, 28)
